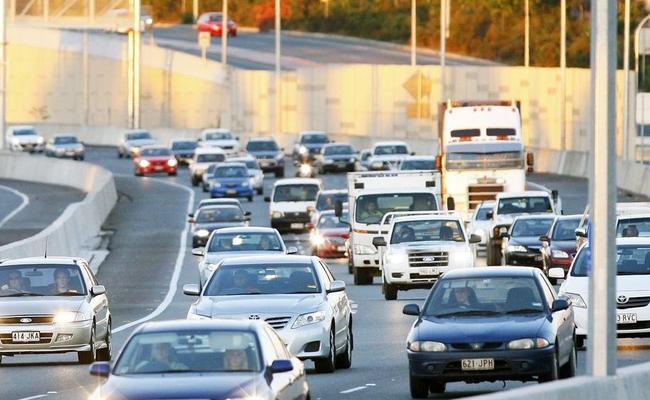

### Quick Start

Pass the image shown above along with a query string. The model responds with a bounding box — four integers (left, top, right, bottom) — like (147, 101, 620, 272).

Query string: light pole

(560, 0, 566, 150)
(221, 0, 228, 65)
(439, 0, 446, 101)
(634, 15, 650, 159)
(128, 0, 141, 129)
(524, 0, 529, 67)
(411, 0, 416, 66)
(0, 0, 6, 149)
(275, 0, 281, 136)
(193, 0, 199, 23)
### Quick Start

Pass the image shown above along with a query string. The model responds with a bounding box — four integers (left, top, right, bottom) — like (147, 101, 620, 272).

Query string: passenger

(50, 268, 74, 294)
(451, 287, 477, 309)
(439, 226, 454, 241)
(226, 270, 257, 294)
(223, 349, 249, 371)
(259, 235, 273, 250)
(410, 197, 430, 211)
(396, 226, 416, 243)
(1, 271, 24, 291)
(623, 225, 639, 237)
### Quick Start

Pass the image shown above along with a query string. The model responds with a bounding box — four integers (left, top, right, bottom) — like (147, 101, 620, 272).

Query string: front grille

(408, 273, 440, 281)
(0, 332, 54, 344)
(226, 183, 238, 188)
(265, 316, 292, 330)
(468, 180, 505, 210)
(221, 146, 234, 150)
(617, 321, 650, 330)
(450, 342, 503, 351)
(408, 251, 449, 267)
(0, 316, 54, 324)
(618, 296, 650, 310)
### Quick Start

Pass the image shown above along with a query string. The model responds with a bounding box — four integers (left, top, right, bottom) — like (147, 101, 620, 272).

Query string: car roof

(136, 319, 260, 334)
(171, 138, 196, 143)
(615, 237, 650, 246)
(477, 201, 496, 208)
(373, 141, 409, 147)
(617, 213, 650, 220)
(212, 226, 278, 234)
(318, 189, 347, 195)
(274, 178, 322, 186)
(228, 156, 256, 162)
(553, 214, 581, 221)
(195, 147, 226, 155)
(496, 191, 550, 199)
(198, 205, 241, 212)
(402, 155, 435, 161)
(52, 134, 77, 138)
(323, 143, 352, 148)
(300, 130, 327, 136)
(202, 128, 231, 134)
(0, 257, 86, 267)
(220, 254, 314, 266)
(247, 137, 277, 143)
(393, 214, 462, 223)
(512, 215, 556, 222)
(199, 198, 241, 205)
(124, 129, 150, 134)
(216, 162, 247, 169)
(442, 267, 537, 279)
(10, 125, 35, 130)
(139, 145, 168, 151)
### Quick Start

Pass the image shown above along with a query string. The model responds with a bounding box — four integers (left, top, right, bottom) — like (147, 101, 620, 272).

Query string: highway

(1, 147, 650, 400)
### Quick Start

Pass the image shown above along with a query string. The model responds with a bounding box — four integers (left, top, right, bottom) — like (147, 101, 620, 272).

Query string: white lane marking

(113, 175, 195, 334)
(350, 300, 358, 314)
(340, 386, 367, 394)
(16, 395, 48, 400)
(0, 183, 30, 229)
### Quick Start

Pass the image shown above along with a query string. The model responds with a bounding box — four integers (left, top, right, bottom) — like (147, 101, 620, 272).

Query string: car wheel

(409, 374, 429, 399)
(335, 323, 353, 369)
(559, 344, 576, 379)
(78, 324, 97, 364)
(314, 328, 336, 373)
(576, 335, 585, 350)
(353, 268, 373, 285)
(538, 348, 559, 383)
(256, 188, 263, 195)
(97, 320, 112, 361)
(429, 381, 445, 394)
(118, 151, 123, 159)
(383, 279, 398, 301)
(247, 196, 253, 202)
(168, 171, 177, 176)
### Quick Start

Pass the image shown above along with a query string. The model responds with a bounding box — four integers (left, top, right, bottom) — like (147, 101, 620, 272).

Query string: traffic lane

(0, 178, 84, 246)
(0, 182, 26, 228)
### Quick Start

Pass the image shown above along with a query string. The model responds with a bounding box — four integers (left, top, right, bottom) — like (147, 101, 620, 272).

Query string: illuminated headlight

(299, 145, 308, 155)
(354, 244, 377, 255)
(507, 338, 550, 350)
(292, 310, 326, 329)
(275, 153, 284, 160)
(272, 211, 284, 219)
(449, 251, 473, 267)
(311, 234, 325, 246)
(299, 164, 313, 175)
(195, 229, 210, 238)
(54, 311, 87, 323)
(563, 292, 587, 308)
(371, 161, 383, 169)
(187, 313, 211, 320)
(37, 136, 44, 144)
(507, 244, 527, 253)
(349, 158, 356, 163)
(408, 341, 447, 352)
(551, 249, 570, 259)
(386, 251, 408, 265)
(167, 159, 178, 167)
(145, 17, 153, 24)
(11, 138, 19, 145)
(139, 159, 150, 168)
(55, 334, 74, 343)
(212, 182, 221, 188)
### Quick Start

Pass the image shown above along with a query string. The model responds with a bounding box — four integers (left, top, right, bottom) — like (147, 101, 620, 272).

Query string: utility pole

(525, 0, 530, 67)
(221, 0, 228, 65)
(128, 0, 141, 129)
(193, 0, 199, 23)
(560, 0, 566, 150)
(411, 0, 416, 66)
(439, 0, 446, 101)
(623, 0, 631, 160)
(0, 0, 6, 149)
(275, 0, 281, 136)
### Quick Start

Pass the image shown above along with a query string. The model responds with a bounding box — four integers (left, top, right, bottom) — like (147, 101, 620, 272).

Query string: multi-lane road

(1, 147, 650, 400)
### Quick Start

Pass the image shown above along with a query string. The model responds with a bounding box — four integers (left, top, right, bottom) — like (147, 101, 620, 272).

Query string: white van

(265, 178, 323, 233)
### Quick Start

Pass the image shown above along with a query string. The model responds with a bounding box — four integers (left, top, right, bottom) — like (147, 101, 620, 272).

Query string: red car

(310, 210, 350, 258)
(540, 215, 581, 283)
(134, 146, 178, 176)
(197, 12, 238, 37)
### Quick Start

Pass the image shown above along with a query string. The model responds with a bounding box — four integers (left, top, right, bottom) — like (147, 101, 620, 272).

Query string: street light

(275, 0, 281, 136)
(411, 0, 416, 66)
(221, 0, 228, 65)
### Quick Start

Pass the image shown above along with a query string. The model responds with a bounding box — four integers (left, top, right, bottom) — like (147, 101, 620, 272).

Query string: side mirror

(551, 190, 559, 202)
(551, 298, 570, 312)
(245, 211, 252, 216)
(447, 196, 456, 211)
(264, 196, 271, 202)
(469, 234, 481, 244)
(410, 151, 415, 156)
(286, 246, 298, 254)
(334, 200, 343, 217)
(192, 248, 205, 257)
(183, 284, 201, 296)
(327, 280, 346, 293)
(89, 361, 111, 377)
(245, 216, 251, 222)
(486, 210, 494, 220)
(402, 304, 420, 316)
(91, 285, 106, 296)
(539, 235, 550, 243)
(271, 359, 293, 373)
(499, 231, 510, 239)
(372, 236, 387, 248)
(435, 155, 442, 170)
(575, 227, 587, 238)
(548, 267, 566, 280)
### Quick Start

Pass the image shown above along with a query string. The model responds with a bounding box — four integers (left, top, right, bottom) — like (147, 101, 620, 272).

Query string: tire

(429, 381, 445, 394)
(348, 257, 353, 274)
(353, 268, 373, 285)
(409, 374, 429, 399)
(118, 151, 123, 159)
(576, 335, 585, 350)
(78, 324, 97, 364)
(96, 320, 112, 362)
(314, 328, 336, 373)
(247, 196, 253, 202)
(559, 344, 576, 379)
(335, 323, 353, 369)
(383, 279, 398, 301)
(275, 168, 284, 178)
(538, 349, 559, 383)
(168, 172, 177, 176)
(256, 187, 263, 195)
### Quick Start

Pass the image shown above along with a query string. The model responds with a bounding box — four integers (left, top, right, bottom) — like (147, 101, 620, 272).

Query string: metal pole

(588, 0, 617, 377)
(275, 0, 281, 135)
(623, 0, 631, 160)
(635, 16, 650, 159)
(193, 0, 199, 23)
(83, 31, 89, 127)
(439, 0, 446, 101)
(560, 0, 566, 150)
(221, 0, 228, 65)
(0, 0, 6, 150)
(411, 0, 416, 66)
(129, 0, 141, 129)
(525, 0, 530, 67)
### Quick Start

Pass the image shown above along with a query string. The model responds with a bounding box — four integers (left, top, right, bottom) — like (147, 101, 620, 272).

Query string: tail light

(340, 232, 350, 239)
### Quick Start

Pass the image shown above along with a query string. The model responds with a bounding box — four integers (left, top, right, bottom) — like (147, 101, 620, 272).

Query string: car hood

(172, 149, 194, 155)
(562, 275, 650, 298)
(324, 154, 355, 161)
(13, 136, 41, 144)
(0, 296, 85, 315)
(415, 314, 547, 342)
(303, 143, 326, 150)
(100, 373, 263, 400)
(395, 241, 468, 251)
(508, 236, 543, 250)
(139, 156, 172, 162)
(214, 177, 248, 185)
(372, 155, 406, 162)
(197, 294, 323, 317)
(271, 201, 316, 213)
(126, 139, 156, 147)
(250, 150, 280, 158)
(318, 228, 349, 237)
(203, 250, 285, 264)
(194, 222, 246, 233)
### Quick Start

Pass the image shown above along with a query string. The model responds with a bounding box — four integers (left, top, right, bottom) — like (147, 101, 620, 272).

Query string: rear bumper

(210, 187, 254, 198)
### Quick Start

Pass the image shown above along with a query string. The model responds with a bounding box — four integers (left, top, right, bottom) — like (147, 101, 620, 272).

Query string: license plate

(461, 358, 494, 371)
(617, 313, 637, 324)
(12, 331, 40, 342)
(154, 165, 163, 171)
(419, 267, 439, 276)
(291, 223, 304, 229)
(227, 189, 237, 195)
(337, 246, 346, 252)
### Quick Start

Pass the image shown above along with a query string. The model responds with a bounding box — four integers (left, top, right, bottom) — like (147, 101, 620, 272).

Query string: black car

(292, 131, 331, 162)
(189, 205, 249, 248)
(503, 215, 556, 267)
(403, 267, 575, 397)
(315, 143, 357, 173)
(170, 139, 198, 165)
(246, 137, 285, 177)
(89, 319, 310, 400)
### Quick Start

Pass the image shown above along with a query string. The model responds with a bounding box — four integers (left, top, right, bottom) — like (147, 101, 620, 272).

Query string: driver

(259, 235, 275, 251)
(409, 197, 430, 211)
(137, 342, 188, 372)
(50, 268, 75, 294)
(359, 200, 383, 222)
(451, 287, 476, 308)
(223, 349, 249, 371)
(226, 270, 258, 294)
(396, 226, 416, 243)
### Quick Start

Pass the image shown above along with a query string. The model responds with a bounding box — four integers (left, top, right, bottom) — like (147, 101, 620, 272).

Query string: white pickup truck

(372, 211, 480, 300)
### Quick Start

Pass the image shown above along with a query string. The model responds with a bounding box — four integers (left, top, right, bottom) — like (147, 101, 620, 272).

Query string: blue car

(403, 267, 575, 397)
(210, 162, 255, 202)
(88, 319, 310, 400)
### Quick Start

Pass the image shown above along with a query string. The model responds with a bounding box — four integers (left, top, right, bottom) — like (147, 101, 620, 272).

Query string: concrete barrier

(0, 151, 117, 259)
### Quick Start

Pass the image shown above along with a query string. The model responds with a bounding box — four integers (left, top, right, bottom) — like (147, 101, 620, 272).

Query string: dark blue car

(210, 162, 255, 202)
(89, 319, 310, 400)
(403, 267, 575, 397)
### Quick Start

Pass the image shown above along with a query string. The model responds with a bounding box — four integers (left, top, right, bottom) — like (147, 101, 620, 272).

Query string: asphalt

(2, 148, 650, 400)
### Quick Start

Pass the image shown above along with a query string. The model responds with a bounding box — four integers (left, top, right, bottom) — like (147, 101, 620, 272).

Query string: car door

(539, 274, 572, 361)
(319, 260, 350, 351)
(81, 263, 110, 339)
(264, 327, 306, 400)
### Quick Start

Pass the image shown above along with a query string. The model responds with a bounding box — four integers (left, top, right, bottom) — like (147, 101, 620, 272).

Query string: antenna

(44, 237, 48, 258)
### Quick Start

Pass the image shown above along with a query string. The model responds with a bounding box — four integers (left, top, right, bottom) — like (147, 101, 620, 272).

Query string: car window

(475, 205, 493, 221)
(140, 148, 171, 157)
(355, 193, 437, 224)
(319, 261, 335, 284)
(204, 263, 321, 296)
(551, 218, 580, 241)
(196, 207, 244, 223)
(511, 218, 554, 238)
(205, 132, 232, 140)
(538, 275, 556, 306)
(207, 232, 283, 253)
(318, 214, 349, 229)
(401, 159, 436, 170)
(300, 134, 328, 144)
(374, 145, 408, 155)
(13, 128, 37, 136)
(497, 196, 553, 215)
(617, 217, 650, 238)
(391, 219, 465, 244)
(171, 141, 197, 150)
(246, 140, 278, 151)
(214, 166, 247, 178)
(572, 245, 650, 277)
(53, 136, 78, 145)
(316, 192, 347, 211)
(0, 264, 87, 296)
(273, 185, 319, 202)
(127, 132, 152, 141)
(323, 145, 354, 155)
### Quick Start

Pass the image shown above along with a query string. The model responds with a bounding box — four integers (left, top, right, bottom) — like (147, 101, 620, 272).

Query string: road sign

(403, 71, 432, 119)
(198, 32, 211, 63)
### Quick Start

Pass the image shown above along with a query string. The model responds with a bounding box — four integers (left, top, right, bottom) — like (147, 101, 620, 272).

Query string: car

(117, 129, 156, 158)
(314, 143, 357, 174)
(190, 205, 250, 248)
(292, 131, 331, 162)
(189, 147, 226, 186)
(502, 215, 556, 267)
(196, 12, 238, 37)
(403, 267, 575, 396)
(133, 146, 178, 176)
(0, 257, 112, 364)
(88, 319, 309, 400)
(373, 212, 480, 300)
(202, 162, 223, 192)
(209, 162, 255, 201)
(198, 128, 240, 157)
(5, 125, 44, 153)
(185, 254, 353, 373)
(574, 202, 650, 249)
(190, 198, 247, 218)
(368, 141, 412, 171)
(245, 137, 285, 177)
(310, 210, 350, 258)
(555, 237, 650, 349)
(539, 215, 581, 283)
(358, 149, 372, 171)
(310, 189, 348, 227)
(399, 155, 438, 171)
(170, 138, 198, 165)
(229, 155, 265, 195)
(45, 134, 85, 160)
(266, 178, 323, 233)
(467, 200, 495, 249)
(192, 227, 292, 285)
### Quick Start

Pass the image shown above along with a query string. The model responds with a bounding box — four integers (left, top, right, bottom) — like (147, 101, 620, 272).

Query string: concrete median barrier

(0, 151, 117, 259)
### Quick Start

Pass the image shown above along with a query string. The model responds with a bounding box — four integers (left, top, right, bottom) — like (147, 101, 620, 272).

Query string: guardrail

(0, 151, 117, 259)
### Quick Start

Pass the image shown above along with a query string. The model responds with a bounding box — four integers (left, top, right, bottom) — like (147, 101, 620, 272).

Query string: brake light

(341, 232, 350, 239)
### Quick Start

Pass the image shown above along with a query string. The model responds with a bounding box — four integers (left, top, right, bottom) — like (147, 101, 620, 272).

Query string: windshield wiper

(505, 308, 544, 315)
(0, 292, 43, 297)
(433, 310, 502, 318)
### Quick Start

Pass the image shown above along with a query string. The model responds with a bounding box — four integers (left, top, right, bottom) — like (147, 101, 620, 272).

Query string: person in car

(623, 225, 640, 237)
(223, 349, 249, 371)
(359, 200, 383, 222)
(137, 342, 188, 372)
(450, 287, 478, 309)
(50, 268, 75, 294)
(409, 197, 431, 211)
(259, 235, 274, 250)
(225, 270, 258, 294)
(396, 226, 416, 242)
(1, 271, 25, 291)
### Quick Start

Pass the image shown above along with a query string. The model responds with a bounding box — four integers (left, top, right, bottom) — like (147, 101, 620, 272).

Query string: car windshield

(204, 263, 321, 295)
(401, 159, 436, 170)
(316, 192, 347, 211)
(572, 245, 650, 276)
(374, 145, 408, 155)
(196, 207, 244, 223)
(197, 154, 225, 163)
(355, 193, 437, 224)
(423, 276, 545, 316)
(324, 145, 354, 155)
(53, 136, 78, 145)
(301, 133, 328, 144)
(14, 129, 37, 136)
(207, 233, 283, 253)
(172, 141, 197, 150)
(205, 132, 233, 140)
(391, 219, 465, 244)
(511, 218, 554, 238)
(114, 330, 262, 375)
(246, 140, 278, 151)
(497, 196, 553, 215)
(273, 184, 319, 202)
(475, 205, 493, 221)
(318, 214, 349, 229)
(551, 218, 580, 241)
(214, 166, 247, 178)
(617, 217, 650, 238)
(141, 148, 171, 157)
(446, 151, 524, 170)
(0, 265, 87, 297)
(127, 132, 152, 141)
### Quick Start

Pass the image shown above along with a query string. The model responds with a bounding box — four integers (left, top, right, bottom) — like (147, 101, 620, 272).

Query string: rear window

(127, 132, 152, 141)
(450, 129, 480, 138)
(246, 140, 278, 152)
(197, 153, 226, 163)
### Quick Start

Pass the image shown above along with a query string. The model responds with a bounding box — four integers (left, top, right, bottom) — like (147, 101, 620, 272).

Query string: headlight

(507, 338, 550, 350)
(241, 182, 249, 187)
(551, 249, 570, 259)
(212, 182, 221, 188)
(354, 244, 377, 255)
(145, 17, 153, 24)
(275, 153, 284, 160)
(386, 251, 408, 265)
(311, 233, 325, 246)
(195, 229, 210, 238)
(272, 211, 284, 219)
(349, 158, 356, 163)
(187, 313, 211, 320)
(292, 310, 326, 329)
(408, 341, 447, 352)
(371, 161, 383, 169)
(449, 251, 473, 268)
(55, 148, 65, 154)
(11, 138, 19, 145)
(54, 311, 87, 323)
(325, 159, 334, 164)
(507, 245, 527, 253)
(139, 159, 150, 168)
(167, 159, 178, 167)
(299, 164, 313, 175)
(37, 136, 44, 144)
(299, 145, 308, 155)
(563, 292, 587, 308)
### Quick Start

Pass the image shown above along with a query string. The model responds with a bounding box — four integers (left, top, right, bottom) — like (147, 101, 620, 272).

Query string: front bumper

(136, 165, 177, 175)
(574, 306, 650, 337)
(0, 320, 93, 355)
(279, 322, 331, 360)
(322, 161, 355, 171)
(210, 187, 254, 198)
(505, 251, 543, 268)
(11, 142, 44, 152)
(257, 158, 284, 172)
(271, 215, 312, 231)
